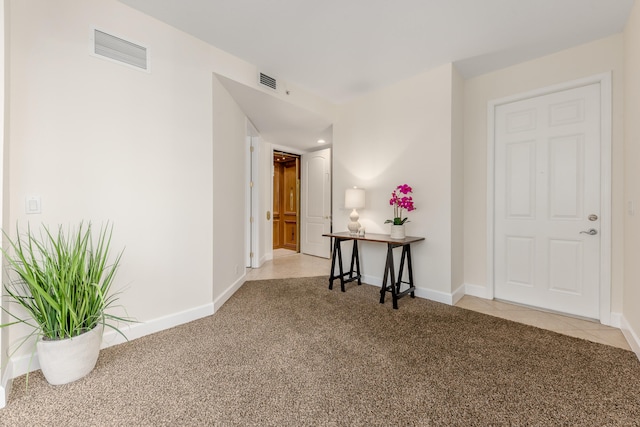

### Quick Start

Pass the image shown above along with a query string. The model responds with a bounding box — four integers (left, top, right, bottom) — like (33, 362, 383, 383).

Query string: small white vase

(37, 324, 103, 385)
(390, 224, 406, 239)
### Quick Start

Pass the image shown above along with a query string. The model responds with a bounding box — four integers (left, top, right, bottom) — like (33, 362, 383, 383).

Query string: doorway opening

(273, 151, 300, 254)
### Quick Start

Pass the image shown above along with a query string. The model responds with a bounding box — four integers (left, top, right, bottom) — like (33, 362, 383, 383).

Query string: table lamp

(345, 187, 365, 235)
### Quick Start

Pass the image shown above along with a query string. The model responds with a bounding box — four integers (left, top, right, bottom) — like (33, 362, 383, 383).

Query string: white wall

(451, 66, 465, 297)
(9, 0, 216, 329)
(463, 35, 625, 313)
(5, 1, 635, 401)
(0, 0, 7, 406)
(334, 63, 458, 301)
(623, 2, 640, 356)
(3, 0, 334, 387)
(212, 75, 247, 304)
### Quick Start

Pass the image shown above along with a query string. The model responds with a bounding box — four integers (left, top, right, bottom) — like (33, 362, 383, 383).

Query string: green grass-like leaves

(1, 222, 131, 340)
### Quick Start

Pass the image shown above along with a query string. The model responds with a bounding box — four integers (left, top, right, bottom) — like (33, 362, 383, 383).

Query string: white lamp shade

(345, 187, 365, 209)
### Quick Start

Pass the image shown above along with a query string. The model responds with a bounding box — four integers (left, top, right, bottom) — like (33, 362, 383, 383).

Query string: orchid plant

(385, 184, 415, 225)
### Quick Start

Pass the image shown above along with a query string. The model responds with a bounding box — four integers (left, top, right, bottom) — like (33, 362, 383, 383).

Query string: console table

(323, 232, 425, 309)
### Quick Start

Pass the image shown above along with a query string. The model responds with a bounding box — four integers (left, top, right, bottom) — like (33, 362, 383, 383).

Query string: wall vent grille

(259, 72, 277, 91)
(93, 29, 148, 71)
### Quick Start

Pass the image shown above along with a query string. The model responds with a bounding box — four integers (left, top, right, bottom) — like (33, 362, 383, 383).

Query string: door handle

(580, 229, 598, 235)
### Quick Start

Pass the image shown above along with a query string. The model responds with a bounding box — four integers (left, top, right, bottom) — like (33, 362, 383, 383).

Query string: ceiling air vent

(93, 29, 149, 71)
(258, 72, 277, 91)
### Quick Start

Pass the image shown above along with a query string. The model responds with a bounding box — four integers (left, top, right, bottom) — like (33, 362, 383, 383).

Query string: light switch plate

(25, 196, 41, 214)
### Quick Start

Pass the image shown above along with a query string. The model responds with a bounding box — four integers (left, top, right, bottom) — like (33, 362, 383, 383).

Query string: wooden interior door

(273, 154, 300, 251)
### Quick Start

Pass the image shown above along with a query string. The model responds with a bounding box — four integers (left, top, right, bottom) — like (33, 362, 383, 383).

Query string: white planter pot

(390, 224, 406, 239)
(36, 324, 103, 385)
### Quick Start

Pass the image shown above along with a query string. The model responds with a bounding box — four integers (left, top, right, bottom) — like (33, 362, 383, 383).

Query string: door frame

(486, 72, 612, 324)
(272, 150, 301, 252)
(271, 144, 304, 253)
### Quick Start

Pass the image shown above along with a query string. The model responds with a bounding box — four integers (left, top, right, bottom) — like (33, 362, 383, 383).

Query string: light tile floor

(246, 253, 631, 351)
(455, 295, 631, 350)
(245, 251, 331, 281)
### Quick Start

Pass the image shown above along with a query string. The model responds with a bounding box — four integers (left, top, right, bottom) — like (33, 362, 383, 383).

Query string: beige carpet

(3, 277, 640, 426)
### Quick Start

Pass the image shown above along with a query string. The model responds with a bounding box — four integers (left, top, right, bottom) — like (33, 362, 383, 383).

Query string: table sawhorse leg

(328, 237, 361, 292)
(379, 243, 416, 309)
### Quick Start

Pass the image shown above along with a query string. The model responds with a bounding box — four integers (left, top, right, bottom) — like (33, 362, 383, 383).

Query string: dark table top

(323, 231, 425, 245)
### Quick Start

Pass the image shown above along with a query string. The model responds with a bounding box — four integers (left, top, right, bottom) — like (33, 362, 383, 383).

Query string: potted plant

(385, 184, 416, 239)
(0, 222, 131, 385)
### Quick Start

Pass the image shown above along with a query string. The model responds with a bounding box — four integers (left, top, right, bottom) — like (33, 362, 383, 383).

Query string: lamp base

(348, 221, 361, 235)
(348, 209, 361, 235)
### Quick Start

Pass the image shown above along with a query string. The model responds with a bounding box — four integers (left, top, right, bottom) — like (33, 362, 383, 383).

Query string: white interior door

(494, 83, 601, 319)
(301, 148, 331, 258)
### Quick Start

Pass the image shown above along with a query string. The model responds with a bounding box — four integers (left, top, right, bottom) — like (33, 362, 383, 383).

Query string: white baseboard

(0, 359, 14, 409)
(464, 283, 491, 299)
(620, 316, 640, 361)
(354, 280, 630, 340)
(3, 348, 38, 387)
(608, 312, 622, 328)
(213, 275, 246, 312)
(463, 284, 630, 342)
(0, 345, 39, 409)
(5, 301, 217, 384)
(451, 284, 466, 305)
(101, 302, 215, 348)
(361, 274, 459, 306)
(414, 286, 456, 305)
(1, 279, 252, 402)
(102, 276, 247, 347)
(361, 274, 382, 287)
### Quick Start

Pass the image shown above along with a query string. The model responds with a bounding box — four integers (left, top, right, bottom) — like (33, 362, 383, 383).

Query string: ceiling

(215, 74, 333, 151)
(118, 0, 634, 151)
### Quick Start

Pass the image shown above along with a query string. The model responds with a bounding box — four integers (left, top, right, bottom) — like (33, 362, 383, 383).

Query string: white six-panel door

(494, 83, 601, 319)
(301, 148, 331, 258)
